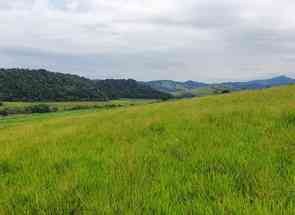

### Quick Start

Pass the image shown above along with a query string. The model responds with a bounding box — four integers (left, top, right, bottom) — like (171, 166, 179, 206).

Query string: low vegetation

(0, 100, 156, 117)
(0, 85, 294, 214)
(0, 104, 56, 116)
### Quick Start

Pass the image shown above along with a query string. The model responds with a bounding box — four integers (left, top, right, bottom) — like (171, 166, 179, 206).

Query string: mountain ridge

(145, 75, 295, 97)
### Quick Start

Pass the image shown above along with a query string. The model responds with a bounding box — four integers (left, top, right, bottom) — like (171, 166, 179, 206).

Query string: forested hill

(95, 79, 171, 100)
(0, 68, 171, 101)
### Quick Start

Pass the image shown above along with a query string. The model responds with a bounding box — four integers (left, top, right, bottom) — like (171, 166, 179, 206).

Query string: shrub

(0, 109, 8, 116)
(25, 104, 53, 114)
(0, 107, 21, 116)
(221, 90, 231, 94)
(68, 105, 91, 111)
(104, 104, 123, 109)
(0, 104, 57, 116)
(5, 107, 20, 115)
(160, 95, 173, 101)
(0, 102, 3, 106)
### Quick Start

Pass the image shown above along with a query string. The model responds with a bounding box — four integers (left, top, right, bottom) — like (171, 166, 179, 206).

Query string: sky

(0, 0, 295, 82)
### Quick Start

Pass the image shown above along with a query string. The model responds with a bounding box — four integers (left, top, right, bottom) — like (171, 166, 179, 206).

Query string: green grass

(0, 86, 295, 214)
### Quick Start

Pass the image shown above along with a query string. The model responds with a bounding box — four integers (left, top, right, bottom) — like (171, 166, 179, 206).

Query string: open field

(0, 86, 295, 214)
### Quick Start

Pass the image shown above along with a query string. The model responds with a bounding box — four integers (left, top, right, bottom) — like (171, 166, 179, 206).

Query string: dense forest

(0, 68, 171, 101)
(96, 79, 171, 100)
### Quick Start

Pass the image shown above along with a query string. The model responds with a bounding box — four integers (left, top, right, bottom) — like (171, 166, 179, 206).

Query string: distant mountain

(222, 76, 295, 90)
(0, 68, 171, 101)
(145, 76, 295, 98)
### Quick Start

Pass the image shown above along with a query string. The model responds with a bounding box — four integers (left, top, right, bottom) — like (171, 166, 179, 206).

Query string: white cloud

(0, 0, 295, 81)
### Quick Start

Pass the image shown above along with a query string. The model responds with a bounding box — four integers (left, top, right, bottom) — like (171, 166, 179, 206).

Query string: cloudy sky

(1, 0, 295, 82)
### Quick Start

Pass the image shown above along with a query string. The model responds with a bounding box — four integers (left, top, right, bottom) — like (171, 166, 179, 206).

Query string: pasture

(0, 86, 295, 214)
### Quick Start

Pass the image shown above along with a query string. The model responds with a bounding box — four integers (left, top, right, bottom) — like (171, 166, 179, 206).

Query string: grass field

(0, 86, 295, 214)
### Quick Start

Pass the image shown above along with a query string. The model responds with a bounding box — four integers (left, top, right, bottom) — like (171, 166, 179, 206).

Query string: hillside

(146, 76, 295, 97)
(96, 79, 171, 100)
(0, 85, 295, 213)
(0, 68, 171, 101)
(146, 80, 209, 97)
(146, 80, 208, 92)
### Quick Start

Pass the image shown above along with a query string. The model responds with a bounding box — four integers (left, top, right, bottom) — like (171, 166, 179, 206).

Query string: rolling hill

(146, 80, 208, 93)
(222, 75, 295, 90)
(0, 68, 171, 101)
(145, 80, 209, 97)
(0, 85, 294, 213)
(146, 75, 295, 97)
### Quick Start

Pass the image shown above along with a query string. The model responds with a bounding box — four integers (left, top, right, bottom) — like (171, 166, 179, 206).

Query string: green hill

(0, 85, 295, 214)
(146, 80, 209, 97)
(146, 76, 295, 98)
(0, 68, 171, 101)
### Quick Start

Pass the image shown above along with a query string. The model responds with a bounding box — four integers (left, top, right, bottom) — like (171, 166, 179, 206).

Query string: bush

(221, 90, 231, 94)
(67, 104, 125, 112)
(104, 104, 124, 109)
(0, 104, 57, 116)
(0, 109, 8, 116)
(25, 104, 53, 114)
(0, 107, 20, 116)
(5, 107, 20, 115)
(68, 105, 91, 111)
(0, 102, 3, 106)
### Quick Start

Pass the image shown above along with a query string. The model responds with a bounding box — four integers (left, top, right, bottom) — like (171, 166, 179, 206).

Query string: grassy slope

(0, 86, 295, 214)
